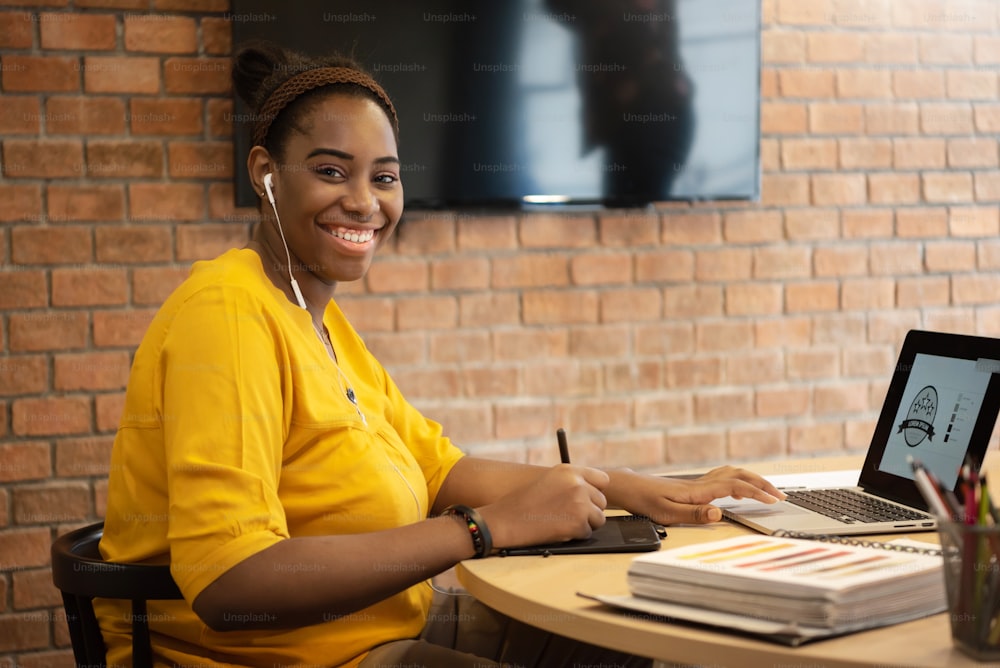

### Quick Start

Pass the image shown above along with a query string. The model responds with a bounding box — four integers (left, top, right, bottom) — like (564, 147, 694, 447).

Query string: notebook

(721, 329, 1000, 536)
(497, 515, 662, 556)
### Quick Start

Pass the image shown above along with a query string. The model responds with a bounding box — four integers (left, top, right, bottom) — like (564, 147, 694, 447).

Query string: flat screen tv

(231, 0, 761, 209)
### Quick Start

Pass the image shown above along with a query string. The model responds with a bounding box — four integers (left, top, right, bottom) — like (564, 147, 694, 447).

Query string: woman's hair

(232, 40, 398, 159)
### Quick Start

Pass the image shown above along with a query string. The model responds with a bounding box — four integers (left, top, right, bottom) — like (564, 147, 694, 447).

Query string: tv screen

(231, 0, 761, 209)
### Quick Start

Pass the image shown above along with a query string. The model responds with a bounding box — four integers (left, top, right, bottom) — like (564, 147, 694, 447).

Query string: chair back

(51, 521, 183, 668)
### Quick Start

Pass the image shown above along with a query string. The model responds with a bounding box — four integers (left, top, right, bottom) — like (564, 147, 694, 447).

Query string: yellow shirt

(97, 248, 465, 667)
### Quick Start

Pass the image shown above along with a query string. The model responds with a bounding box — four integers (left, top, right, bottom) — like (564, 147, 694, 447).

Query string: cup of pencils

(938, 520, 1000, 660)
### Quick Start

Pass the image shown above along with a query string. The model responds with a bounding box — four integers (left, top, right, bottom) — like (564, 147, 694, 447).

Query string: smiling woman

(94, 39, 782, 668)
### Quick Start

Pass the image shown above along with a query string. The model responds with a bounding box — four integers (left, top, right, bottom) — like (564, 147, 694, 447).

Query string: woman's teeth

(329, 228, 375, 243)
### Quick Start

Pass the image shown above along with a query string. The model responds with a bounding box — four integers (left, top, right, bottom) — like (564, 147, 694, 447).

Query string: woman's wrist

(441, 504, 493, 558)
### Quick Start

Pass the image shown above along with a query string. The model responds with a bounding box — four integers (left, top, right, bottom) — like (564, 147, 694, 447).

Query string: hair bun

(232, 40, 290, 110)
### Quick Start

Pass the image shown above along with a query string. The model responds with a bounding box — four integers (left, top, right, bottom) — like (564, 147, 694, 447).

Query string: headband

(251, 66, 398, 148)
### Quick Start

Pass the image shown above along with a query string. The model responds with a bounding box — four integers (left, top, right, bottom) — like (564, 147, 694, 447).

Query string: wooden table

(456, 456, 986, 667)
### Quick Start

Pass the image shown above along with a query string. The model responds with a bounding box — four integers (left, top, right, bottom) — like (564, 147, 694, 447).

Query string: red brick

(124, 14, 197, 53)
(95, 225, 172, 263)
(54, 351, 131, 391)
(492, 254, 567, 289)
(762, 31, 805, 64)
(83, 56, 159, 94)
(459, 293, 521, 328)
(723, 210, 783, 243)
(0, 184, 42, 222)
(781, 138, 837, 170)
(695, 390, 753, 422)
(896, 207, 948, 237)
(760, 173, 810, 206)
(926, 240, 977, 272)
(39, 12, 116, 50)
(2, 139, 83, 178)
(904, 276, 952, 310)
(207, 98, 232, 137)
(947, 70, 998, 100)
(163, 57, 231, 94)
(865, 103, 920, 135)
(948, 137, 999, 168)
(728, 425, 786, 460)
(570, 252, 630, 286)
(12, 397, 90, 436)
(635, 394, 692, 429)
(664, 285, 723, 318)
(776, 0, 833, 25)
(51, 267, 128, 306)
(661, 212, 722, 244)
(760, 67, 779, 99)
(836, 69, 892, 98)
(86, 140, 163, 178)
(807, 32, 865, 62)
(131, 266, 190, 305)
(893, 70, 945, 99)
(9, 312, 87, 352)
(755, 317, 812, 348)
(154, 0, 229, 9)
(760, 102, 807, 134)
(949, 206, 1000, 237)
(786, 281, 839, 312)
(779, 68, 835, 97)
(522, 290, 598, 325)
(842, 277, 895, 309)
(976, 104, 1000, 132)
(1, 55, 78, 92)
(598, 212, 658, 247)
(870, 241, 922, 275)
(202, 17, 232, 55)
(815, 245, 867, 277)
(695, 321, 753, 352)
(396, 296, 457, 330)
(11, 226, 91, 265)
(977, 172, 1000, 201)
(55, 436, 114, 477)
(839, 138, 892, 169)
(725, 283, 783, 316)
(129, 183, 205, 222)
(129, 97, 203, 135)
(456, 215, 518, 251)
(787, 347, 840, 380)
(48, 184, 124, 222)
(0, 356, 47, 396)
(92, 308, 156, 347)
(46, 96, 125, 135)
(918, 34, 973, 65)
(921, 103, 975, 134)
(13, 482, 91, 525)
(517, 214, 596, 249)
(600, 288, 661, 322)
(809, 103, 864, 134)
(842, 209, 894, 238)
(12, 569, 64, 609)
(695, 248, 752, 281)
(0, 526, 51, 572)
(75, 0, 147, 7)
(868, 173, 921, 204)
(754, 246, 812, 279)
(923, 172, 974, 203)
(176, 223, 246, 261)
(0, 96, 41, 134)
(635, 250, 693, 282)
(428, 331, 491, 365)
(431, 257, 490, 291)
(0, 442, 50, 483)
(0, 12, 33, 48)
(167, 141, 228, 180)
(893, 137, 946, 169)
(761, 138, 780, 171)
(954, 275, 1000, 305)
(867, 33, 918, 64)
(811, 173, 867, 205)
(0, 272, 47, 309)
(95, 392, 125, 432)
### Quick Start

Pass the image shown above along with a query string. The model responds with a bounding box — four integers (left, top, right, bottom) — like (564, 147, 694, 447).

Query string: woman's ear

(248, 146, 276, 201)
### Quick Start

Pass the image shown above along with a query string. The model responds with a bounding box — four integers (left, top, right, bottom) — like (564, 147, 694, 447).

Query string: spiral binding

(772, 529, 943, 556)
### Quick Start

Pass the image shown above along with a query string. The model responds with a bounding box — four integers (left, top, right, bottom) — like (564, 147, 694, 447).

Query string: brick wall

(0, 0, 998, 663)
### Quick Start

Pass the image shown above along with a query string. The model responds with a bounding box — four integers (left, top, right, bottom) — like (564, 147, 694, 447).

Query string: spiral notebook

(722, 330, 1000, 536)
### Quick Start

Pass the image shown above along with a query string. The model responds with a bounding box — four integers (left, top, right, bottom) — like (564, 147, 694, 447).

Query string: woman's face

(270, 94, 403, 285)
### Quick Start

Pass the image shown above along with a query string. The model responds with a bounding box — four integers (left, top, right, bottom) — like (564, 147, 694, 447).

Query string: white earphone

(263, 173, 307, 310)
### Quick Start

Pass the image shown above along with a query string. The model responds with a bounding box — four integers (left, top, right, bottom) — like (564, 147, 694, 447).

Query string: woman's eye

(315, 166, 344, 178)
(375, 174, 398, 185)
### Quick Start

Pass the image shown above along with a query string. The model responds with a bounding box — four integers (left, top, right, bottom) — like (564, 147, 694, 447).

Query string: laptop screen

(878, 352, 993, 489)
(859, 330, 1000, 509)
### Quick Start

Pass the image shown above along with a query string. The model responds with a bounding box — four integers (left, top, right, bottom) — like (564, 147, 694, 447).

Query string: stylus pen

(557, 428, 571, 464)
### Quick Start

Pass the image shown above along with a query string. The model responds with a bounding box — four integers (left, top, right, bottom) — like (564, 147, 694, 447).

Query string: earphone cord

(269, 203, 298, 298)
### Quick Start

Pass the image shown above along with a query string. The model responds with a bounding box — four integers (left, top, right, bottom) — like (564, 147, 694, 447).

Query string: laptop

(720, 329, 1000, 536)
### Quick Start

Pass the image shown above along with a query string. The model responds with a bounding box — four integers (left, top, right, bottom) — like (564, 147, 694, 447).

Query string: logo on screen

(897, 385, 937, 447)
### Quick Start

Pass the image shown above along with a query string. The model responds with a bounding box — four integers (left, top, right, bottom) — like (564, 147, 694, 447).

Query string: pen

(557, 428, 571, 464)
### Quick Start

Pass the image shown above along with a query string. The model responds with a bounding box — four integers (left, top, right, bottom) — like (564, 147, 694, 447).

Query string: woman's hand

(476, 464, 610, 549)
(606, 465, 787, 526)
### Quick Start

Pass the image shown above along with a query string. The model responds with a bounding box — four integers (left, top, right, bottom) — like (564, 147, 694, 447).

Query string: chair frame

(51, 521, 183, 668)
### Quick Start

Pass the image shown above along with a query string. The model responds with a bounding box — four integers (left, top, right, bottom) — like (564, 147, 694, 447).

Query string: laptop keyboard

(785, 488, 929, 524)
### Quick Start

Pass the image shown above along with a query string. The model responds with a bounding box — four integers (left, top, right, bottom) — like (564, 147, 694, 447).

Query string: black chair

(51, 521, 183, 668)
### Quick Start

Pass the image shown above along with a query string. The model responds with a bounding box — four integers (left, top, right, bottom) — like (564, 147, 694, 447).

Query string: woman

(98, 42, 784, 667)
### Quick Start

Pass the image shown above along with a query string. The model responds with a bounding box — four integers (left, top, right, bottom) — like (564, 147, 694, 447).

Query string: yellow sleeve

(158, 285, 290, 600)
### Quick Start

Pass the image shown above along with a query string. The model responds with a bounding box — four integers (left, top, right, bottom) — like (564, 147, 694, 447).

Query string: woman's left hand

(606, 465, 787, 526)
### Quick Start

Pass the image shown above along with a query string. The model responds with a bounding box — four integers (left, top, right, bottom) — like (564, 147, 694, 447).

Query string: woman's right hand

(477, 464, 610, 549)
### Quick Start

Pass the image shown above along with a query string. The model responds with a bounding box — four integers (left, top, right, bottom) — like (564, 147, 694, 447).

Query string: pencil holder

(938, 521, 1000, 661)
